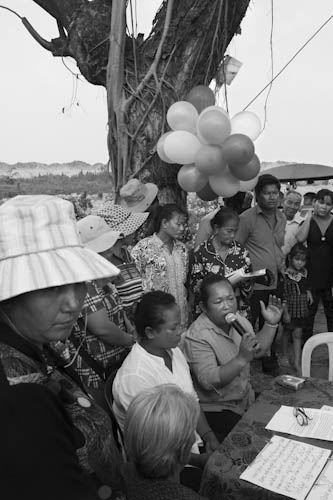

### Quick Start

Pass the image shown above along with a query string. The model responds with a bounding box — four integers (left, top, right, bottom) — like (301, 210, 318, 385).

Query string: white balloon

(231, 111, 262, 141)
(239, 174, 260, 192)
(157, 132, 174, 163)
(167, 101, 198, 133)
(164, 131, 202, 165)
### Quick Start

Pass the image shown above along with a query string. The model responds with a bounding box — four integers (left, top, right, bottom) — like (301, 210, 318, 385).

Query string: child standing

(282, 243, 313, 375)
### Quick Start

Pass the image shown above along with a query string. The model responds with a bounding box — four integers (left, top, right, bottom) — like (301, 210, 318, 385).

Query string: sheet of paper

(240, 435, 330, 500)
(322, 405, 333, 413)
(307, 459, 333, 500)
(265, 406, 333, 441)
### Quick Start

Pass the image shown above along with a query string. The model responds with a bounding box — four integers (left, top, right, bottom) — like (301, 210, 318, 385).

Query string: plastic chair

(301, 332, 333, 380)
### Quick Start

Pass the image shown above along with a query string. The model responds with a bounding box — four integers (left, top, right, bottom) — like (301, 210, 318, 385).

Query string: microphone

(225, 313, 247, 337)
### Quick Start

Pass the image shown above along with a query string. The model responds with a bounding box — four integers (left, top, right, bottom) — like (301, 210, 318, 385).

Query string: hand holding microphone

(225, 313, 247, 336)
(225, 313, 260, 361)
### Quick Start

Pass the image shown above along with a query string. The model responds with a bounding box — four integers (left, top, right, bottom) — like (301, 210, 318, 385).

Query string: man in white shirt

(281, 190, 304, 256)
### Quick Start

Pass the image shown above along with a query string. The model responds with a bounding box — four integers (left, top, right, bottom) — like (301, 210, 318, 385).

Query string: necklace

(213, 237, 229, 259)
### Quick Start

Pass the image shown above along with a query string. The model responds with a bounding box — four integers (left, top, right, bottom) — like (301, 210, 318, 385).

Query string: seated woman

(0, 195, 123, 497)
(123, 384, 208, 500)
(185, 274, 282, 441)
(112, 291, 219, 465)
(189, 207, 253, 320)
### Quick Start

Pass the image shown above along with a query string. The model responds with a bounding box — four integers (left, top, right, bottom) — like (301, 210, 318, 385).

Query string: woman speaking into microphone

(184, 274, 282, 441)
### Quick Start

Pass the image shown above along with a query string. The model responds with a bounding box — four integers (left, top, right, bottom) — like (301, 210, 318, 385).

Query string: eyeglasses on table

(293, 407, 312, 426)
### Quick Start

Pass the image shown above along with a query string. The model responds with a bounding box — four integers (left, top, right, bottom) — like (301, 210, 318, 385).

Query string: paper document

(240, 435, 330, 500)
(266, 406, 333, 441)
(227, 268, 266, 285)
(307, 458, 333, 500)
(321, 405, 333, 413)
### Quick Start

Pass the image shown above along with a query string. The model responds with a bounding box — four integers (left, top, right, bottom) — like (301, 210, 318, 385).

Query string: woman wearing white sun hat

(69, 215, 137, 394)
(0, 195, 123, 498)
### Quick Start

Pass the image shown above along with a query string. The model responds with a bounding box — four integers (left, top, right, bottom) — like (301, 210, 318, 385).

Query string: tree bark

(30, 0, 250, 203)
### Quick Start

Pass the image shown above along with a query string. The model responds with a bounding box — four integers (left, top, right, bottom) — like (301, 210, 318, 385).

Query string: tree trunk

(30, 0, 250, 203)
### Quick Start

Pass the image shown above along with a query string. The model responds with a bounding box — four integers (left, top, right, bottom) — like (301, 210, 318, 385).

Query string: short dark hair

(287, 242, 308, 265)
(314, 189, 333, 204)
(153, 204, 187, 233)
(210, 207, 239, 230)
(134, 291, 177, 339)
(200, 274, 232, 307)
(303, 192, 316, 204)
(255, 174, 281, 198)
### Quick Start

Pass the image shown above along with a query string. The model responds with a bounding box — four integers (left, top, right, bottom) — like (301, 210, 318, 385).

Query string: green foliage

(0, 170, 113, 197)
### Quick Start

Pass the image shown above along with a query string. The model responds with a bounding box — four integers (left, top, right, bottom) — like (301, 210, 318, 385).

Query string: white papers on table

(265, 406, 333, 441)
(240, 435, 330, 500)
(307, 458, 333, 500)
(322, 405, 333, 413)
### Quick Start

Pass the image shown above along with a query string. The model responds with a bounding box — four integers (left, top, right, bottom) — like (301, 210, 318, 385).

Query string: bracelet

(202, 430, 214, 440)
(264, 322, 279, 328)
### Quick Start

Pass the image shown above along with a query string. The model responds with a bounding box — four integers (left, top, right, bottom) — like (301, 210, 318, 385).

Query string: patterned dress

(189, 236, 253, 319)
(283, 268, 309, 328)
(0, 322, 123, 495)
(69, 281, 131, 389)
(131, 233, 189, 330)
(110, 247, 144, 323)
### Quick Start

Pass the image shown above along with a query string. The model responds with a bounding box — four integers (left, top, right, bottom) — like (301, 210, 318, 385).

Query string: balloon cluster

(157, 85, 262, 200)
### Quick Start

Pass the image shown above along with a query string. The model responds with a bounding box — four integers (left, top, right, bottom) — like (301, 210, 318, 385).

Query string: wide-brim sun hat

(0, 195, 120, 301)
(119, 179, 158, 212)
(97, 203, 149, 237)
(77, 215, 121, 253)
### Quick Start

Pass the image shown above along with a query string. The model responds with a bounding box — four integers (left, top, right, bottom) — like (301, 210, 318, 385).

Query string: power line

(244, 13, 333, 111)
(261, 0, 274, 132)
(0, 5, 22, 19)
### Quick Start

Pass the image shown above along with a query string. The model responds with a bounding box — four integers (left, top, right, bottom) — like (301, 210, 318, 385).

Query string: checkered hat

(97, 203, 148, 237)
(0, 195, 120, 301)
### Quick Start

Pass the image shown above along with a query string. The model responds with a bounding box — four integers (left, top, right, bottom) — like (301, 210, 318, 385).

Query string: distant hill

(0, 161, 105, 178)
(0, 159, 290, 180)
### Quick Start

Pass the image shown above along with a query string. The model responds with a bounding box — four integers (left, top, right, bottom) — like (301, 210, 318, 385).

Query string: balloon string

(243, 13, 333, 111)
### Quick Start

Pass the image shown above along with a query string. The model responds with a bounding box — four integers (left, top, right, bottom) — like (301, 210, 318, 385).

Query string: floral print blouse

(131, 234, 189, 330)
(189, 236, 253, 319)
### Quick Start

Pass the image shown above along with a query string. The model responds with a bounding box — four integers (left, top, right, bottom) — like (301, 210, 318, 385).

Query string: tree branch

(124, 0, 174, 110)
(106, 0, 127, 192)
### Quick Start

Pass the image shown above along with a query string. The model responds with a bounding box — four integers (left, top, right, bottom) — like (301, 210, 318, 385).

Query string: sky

(0, 0, 332, 166)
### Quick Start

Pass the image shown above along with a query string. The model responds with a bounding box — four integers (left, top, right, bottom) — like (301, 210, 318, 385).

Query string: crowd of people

(0, 174, 332, 499)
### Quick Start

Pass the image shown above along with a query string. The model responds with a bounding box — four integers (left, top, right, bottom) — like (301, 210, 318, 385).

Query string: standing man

(236, 174, 286, 375)
(281, 190, 304, 255)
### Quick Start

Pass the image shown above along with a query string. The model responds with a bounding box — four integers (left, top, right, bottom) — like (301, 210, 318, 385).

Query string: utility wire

(261, 0, 274, 132)
(243, 13, 333, 111)
(0, 5, 22, 19)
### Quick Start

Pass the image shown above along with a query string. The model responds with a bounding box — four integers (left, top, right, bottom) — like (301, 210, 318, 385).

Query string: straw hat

(119, 179, 158, 212)
(0, 195, 120, 301)
(97, 203, 148, 237)
(77, 215, 121, 253)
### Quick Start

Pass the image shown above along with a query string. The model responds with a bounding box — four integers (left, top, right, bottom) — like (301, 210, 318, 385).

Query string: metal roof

(262, 163, 333, 181)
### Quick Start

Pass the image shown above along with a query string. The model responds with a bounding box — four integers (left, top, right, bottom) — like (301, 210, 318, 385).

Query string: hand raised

(260, 294, 283, 325)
